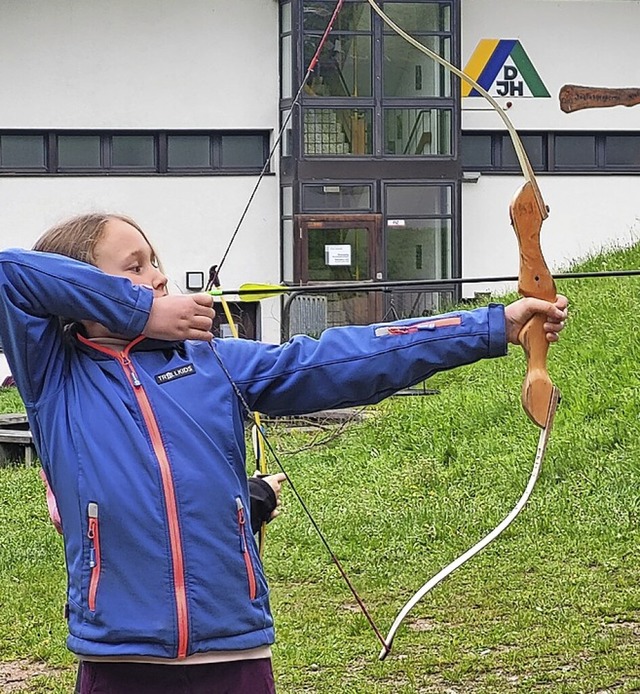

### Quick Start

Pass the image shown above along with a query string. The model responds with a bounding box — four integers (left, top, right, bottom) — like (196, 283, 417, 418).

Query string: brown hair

(33, 213, 160, 268)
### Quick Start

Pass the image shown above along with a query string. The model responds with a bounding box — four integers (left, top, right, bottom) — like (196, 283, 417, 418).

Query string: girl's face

(94, 218, 167, 297)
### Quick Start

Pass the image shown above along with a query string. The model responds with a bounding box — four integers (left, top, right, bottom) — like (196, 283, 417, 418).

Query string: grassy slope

(0, 244, 639, 692)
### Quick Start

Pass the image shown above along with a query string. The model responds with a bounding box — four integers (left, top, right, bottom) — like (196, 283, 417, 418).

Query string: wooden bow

(364, 0, 561, 659)
(509, 180, 559, 427)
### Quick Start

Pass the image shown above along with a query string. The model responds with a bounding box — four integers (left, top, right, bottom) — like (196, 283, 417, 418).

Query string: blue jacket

(0, 248, 507, 659)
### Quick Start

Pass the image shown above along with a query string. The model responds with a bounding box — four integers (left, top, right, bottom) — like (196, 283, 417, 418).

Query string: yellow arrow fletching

(238, 283, 290, 301)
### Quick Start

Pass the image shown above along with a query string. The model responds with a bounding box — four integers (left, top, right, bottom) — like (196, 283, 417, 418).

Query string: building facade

(0, 1, 638, 343)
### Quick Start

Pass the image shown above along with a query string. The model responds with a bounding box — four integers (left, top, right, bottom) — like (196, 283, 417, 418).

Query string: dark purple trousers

(79, 658, 276, 694)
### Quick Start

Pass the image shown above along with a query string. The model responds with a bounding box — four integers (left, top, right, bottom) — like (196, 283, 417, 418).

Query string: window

(555, 135, 596, 169)
(383, 36, 451, 99)
(460, 133, 545, 171)
(58, 135, 101, 169)
(502, 135, 545, 170)
(280, 2, 293, 99)
(303, 108, 373, 155)
(303, 1, 372, 98)
(168, 136, 211, 169)
(382, 3, 452, 99)
(281, 185, 294, 283)
(302, 183, 372, 211)
(384, 2, 451, 33)
(0, 135, 46, 169)
(386, 184, 451, 216)
(460, 134, 492, 169)
(385, 183, 453, 282)
(384, 108, 452, 155)
(281, 109, 293, 157)
(605, 135, 640, 167)
(386, 219, 452, 280)
(221, 135, 267, 169)
(0, 131, 270, 175)
(112, 136, 155, 169)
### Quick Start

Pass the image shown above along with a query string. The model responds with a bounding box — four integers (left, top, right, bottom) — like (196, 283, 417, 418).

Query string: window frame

(0, 130, 271, 176)
(296, 0, 459, 160)
(461, 131, 640, 173)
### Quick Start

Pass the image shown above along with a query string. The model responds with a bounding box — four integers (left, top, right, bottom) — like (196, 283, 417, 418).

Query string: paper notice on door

(325, 244, 352, 266)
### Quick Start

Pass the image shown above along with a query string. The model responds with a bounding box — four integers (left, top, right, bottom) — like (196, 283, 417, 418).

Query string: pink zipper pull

(120, 355, 141, 386)
(87, 502, 98, 568)
(236, 498, 247, 551)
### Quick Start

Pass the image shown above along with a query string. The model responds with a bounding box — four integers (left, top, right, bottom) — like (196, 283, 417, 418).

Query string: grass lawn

(0, 244, 639, 692)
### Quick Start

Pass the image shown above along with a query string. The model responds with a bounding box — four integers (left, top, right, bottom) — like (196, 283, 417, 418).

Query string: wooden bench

(0, 413, 35, 467)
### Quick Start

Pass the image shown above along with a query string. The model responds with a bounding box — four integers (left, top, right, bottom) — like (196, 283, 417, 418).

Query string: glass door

(294, 214, 383, 328)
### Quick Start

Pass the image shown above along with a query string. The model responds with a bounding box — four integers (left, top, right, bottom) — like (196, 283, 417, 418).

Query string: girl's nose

(152, 269, 168, 293)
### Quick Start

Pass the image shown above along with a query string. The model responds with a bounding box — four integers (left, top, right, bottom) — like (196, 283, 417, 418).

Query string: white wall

(461, 175, 640, 297)
(0, 0, 283, 342)
(0, 0, 277, 129)
(461, 0, 640, 298)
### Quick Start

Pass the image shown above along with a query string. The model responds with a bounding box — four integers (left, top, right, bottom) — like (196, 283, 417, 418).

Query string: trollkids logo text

(155, 364, 196, 384)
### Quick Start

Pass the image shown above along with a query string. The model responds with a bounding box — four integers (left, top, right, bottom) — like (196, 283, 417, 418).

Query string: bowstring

(208, 339, 388, 650)
(206, 0, 387, 648)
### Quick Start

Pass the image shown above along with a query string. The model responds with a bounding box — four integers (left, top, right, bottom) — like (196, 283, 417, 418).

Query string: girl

(0, 213, 567, 694)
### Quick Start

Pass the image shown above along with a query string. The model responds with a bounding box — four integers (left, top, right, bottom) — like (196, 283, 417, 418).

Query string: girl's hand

(259, 472, 287, 521)
(504, 295, 568, 345)
(144, 293, 215, 341)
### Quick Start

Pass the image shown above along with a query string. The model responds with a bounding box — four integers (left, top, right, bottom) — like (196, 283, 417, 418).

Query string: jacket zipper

(117, 349, 190, 660)
(87, 502, 101, 612)
(236, 498, 257, 600)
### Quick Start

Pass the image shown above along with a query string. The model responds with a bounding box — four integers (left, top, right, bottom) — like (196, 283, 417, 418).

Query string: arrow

(206, 270, 640, 302)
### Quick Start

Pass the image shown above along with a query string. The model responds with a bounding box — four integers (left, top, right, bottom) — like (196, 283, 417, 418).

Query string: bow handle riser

(517, 317, 553, 426)
(510, 183, 554, 301)
(509, 182, 557, 428)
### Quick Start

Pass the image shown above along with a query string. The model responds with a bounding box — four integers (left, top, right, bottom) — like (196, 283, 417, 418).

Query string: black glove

(248, 476, 277, 535)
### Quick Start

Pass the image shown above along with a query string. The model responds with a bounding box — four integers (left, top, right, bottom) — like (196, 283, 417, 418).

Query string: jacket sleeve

(214, 304, 508, 417)
(0, 248, 153, 407)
